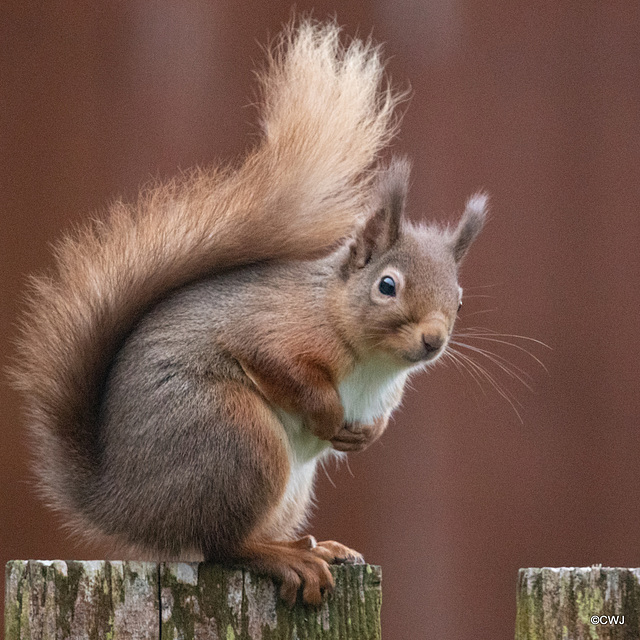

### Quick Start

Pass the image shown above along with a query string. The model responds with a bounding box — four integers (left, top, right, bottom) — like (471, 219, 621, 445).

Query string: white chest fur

(277, 355, 410, 456)
(337, 354, 410, 424)
(269, 355, 411, 538)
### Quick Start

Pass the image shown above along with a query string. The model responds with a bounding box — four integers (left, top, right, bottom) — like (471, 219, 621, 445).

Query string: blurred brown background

(2, 2, 639, 638)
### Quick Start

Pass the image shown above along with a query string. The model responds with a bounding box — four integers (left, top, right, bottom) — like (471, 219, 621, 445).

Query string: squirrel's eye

(378, 276, 396, 297)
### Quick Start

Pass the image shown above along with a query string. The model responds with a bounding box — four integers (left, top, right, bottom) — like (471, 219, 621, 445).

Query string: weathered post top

(516, 566, 640, 640)
(5, 560, 382, 640)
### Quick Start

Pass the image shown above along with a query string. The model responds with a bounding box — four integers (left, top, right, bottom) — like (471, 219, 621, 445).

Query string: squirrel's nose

(422, 333, 446, 354)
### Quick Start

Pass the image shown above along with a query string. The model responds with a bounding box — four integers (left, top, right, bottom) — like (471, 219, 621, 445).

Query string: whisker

(453, 333, 549, 371)
(447, 345, 524, 423)
(458, 309, 498, 319)
(450, 340, 534, 390)
(457, 327, 552, 349)
(462, 283, 502, 290)
(451, 339, 534, 376)
(439, 350, 466, 381)
(440, 349, 462, 374)
(443, 348, 487, 394)
(344, 455, 355, 478)
(319, 456, 337, 488)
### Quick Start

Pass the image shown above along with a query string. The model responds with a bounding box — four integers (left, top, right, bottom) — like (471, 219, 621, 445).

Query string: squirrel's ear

(346, 158, 410, 270)
(452, 193, 488, 264)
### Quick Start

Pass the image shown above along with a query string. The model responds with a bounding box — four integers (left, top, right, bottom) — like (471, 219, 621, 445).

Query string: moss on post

(160, 562, 381, 639)
(5, 560, 159, 640)
(6, 561, 382, 639)
(516, 567, 640, 640)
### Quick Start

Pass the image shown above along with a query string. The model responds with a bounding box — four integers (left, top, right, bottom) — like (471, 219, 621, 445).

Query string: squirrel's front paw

(330, 421, 376, 452)
(313, 539, 365, 565)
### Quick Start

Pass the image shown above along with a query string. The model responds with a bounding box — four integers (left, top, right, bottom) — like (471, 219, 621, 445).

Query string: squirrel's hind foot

(237, 536, 364, 607)
(313, 539, 365, 566)
(286, 535, 364, 565)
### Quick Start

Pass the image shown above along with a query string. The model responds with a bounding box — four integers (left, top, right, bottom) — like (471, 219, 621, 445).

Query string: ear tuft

(452, 192, 488, 263)
(343, 157, 410, 272)
(373, 156, 412, 230)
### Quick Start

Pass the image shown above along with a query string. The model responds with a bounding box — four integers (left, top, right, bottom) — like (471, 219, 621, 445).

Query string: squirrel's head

(338, 158, 487, 367)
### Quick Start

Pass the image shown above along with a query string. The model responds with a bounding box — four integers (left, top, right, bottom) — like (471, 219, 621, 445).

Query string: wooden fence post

(516, 566, 640, 639)
(5, 560, 382, 639)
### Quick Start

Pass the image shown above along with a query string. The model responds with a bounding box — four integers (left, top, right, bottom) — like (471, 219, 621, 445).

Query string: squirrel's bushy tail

(11, 20, 402, 522)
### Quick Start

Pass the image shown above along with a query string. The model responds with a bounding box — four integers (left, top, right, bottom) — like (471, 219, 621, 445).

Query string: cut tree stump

(5, 560, 382, 640)
(516, 567, 640, 640)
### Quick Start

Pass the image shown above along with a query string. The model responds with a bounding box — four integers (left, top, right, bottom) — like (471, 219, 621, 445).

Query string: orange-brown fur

(11, 20, 486, 606)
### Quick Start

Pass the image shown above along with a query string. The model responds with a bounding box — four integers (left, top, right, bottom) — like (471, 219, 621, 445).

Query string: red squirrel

(12, 21, 486, 606)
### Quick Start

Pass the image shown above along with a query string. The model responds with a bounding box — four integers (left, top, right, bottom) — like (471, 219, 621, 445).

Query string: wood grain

(516, 567, 640, 640)
(5, 560, 382, 639)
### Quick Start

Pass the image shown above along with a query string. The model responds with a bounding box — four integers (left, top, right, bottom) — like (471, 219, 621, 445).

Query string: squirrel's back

(10, 21, 404, 529)
(91, 258, 335, 552)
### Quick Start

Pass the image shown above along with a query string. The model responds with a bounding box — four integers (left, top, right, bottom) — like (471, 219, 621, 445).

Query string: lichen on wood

(5, 560, 159, 640)
(160, 562, 382, 639)
(6, 561, 381, 639)
(516, 567, 640, 640)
